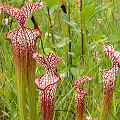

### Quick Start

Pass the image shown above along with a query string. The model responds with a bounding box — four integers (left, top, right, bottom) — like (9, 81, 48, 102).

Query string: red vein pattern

(5, 27, 41, 65)
(102, 44, 120, 64)
(100, 44, 120, 120)
(33, 52, 60, 120)
(0, 2, 43, 26)
(0, 2, 43, 120)
(33, 52, 60, 90)
(75, 88, 87, 120)
(100, 64, 118, 119)
(74, 75, 92, 120)
(39, 83, 57, 120)
(100, 64, 118, 95)
(0, 2, 43, 66)
(74, 75, 92, 87)
(101, 44, 120, 102)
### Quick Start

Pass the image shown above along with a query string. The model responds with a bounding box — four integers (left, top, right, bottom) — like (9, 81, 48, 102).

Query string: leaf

(95, 3, 111, 13)
(84, 0, 94, 6)
(89, 41, 97, 50)
(68, 52, 76, 57)
(66, 21, 81, 34)
(44, 48, 54, 54)
(56, 38, 71, 48)
(99, 37, 108, 43)
(89, 37, 108, 50)
(87, 34, 103, 40)
(2, 111, 10, 118)
(109, 34, 120, 42)
(70, 67, 79, 77)
(25, 18, 34, 28)
(60, 12, 68, 23)
(53, 31, 61, 39)
(80, 5, 95, 23)
(13, 111, 18, 119)
(89, 3, 111, 21)
(50, 5, 58, 16)
(107, 8, 112, 19)
(39, 24, 47, 32)
(60, 12, 81, 34)
(46, 0, 59, 8)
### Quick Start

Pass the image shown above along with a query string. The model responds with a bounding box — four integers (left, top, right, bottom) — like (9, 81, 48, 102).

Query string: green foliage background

(0, 0, 120, 119)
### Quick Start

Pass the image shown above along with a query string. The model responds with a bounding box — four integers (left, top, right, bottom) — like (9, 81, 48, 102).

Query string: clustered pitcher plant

(74, 75, 92, 120)
(0, 1, 120, 120)
(0, 2, 43, 120)
(100, 44, 120, 120)
(33, 52, 60, 120)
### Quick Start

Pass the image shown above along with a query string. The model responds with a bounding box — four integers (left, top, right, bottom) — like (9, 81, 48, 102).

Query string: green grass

(0, 0, 120, 119)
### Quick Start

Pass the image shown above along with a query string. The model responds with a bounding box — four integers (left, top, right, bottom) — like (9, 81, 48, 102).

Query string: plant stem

(31, 15, 39, 29)
(15, 62, 27, 120)
(60, 96, 63, 119)
(27, 60, 36, 120)
(80, 0, 84, 66)
(68, 2, 73, 79)
(31, 15, 45, 54)
(60, 0, 67, 14)
(68, 3, 72, 66)
(47, 7, 56, 52)
(0, 55, 3, 73)
(113, 92, 117, 117)
(99, 93, 112, 120)
(22, 26, 36, 120)
(22, 26, 37, 120)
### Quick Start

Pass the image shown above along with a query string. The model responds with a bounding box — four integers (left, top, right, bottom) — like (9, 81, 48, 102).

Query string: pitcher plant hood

(33, 52, 60, 120)
(74, 75, 92, 87)
(102, 44, 120, 64)
(74, 75, 92, 120)
(0, 1, 43, 26)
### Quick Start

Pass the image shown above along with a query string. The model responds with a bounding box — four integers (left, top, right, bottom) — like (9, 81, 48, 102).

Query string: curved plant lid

(102, 44, 120, 64)
(74, 75, 92, 87)
(33, 52, 60, 90)
(0, 1, 43, 26)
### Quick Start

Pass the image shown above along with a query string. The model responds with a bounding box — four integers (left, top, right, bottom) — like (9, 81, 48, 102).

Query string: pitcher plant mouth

(35, 74, 60, 90)
(100, 64, 118, 94)
(74, 75, 92, 120)
(99, 44, 120, 120)
(33, 52, 60, 120)
(0, 2, 43, 120)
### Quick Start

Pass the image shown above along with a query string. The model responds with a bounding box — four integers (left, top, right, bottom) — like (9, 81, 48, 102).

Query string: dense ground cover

(0, 0, 120, 119)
